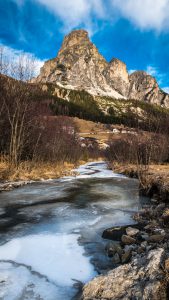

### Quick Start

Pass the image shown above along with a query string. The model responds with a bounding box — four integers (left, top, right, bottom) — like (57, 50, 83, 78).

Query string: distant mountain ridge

(33, 29, 169, 108)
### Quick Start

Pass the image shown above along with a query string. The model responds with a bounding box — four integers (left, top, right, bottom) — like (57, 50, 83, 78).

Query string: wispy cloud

(111, 0, 169, 32)
(163, 87, 169, 93)
(128, 69, 136, 74)
(35, 0, 169, 33)
(146, 66, 158, 77)
(35, 0, 106, 34)
(145, 65, 169, 89)
(0, 44, 44, 77)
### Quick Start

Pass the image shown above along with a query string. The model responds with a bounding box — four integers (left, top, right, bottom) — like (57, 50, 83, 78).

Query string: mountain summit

(34, 29, 169, 108)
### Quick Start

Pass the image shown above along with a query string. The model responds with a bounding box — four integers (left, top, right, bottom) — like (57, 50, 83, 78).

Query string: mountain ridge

(33, 29, 169, 108)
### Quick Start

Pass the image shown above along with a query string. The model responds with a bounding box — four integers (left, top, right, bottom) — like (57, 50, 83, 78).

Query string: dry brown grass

(112, 163, 169, 179)
(0, 156, 104, 182)
(0, 160, 75, 181)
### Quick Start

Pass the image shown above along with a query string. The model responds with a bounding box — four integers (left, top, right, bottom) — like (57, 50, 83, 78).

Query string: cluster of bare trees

(106, 132, 169, 188)
(0, 47, 82, 168)
(0, 46, 36, 81)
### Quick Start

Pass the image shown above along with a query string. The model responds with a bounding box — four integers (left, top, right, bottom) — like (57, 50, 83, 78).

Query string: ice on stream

(0, 262, 74, 300)
(0, 161, 147, 299)
(0, 234, 96, 300)
(74, 161, 125, 179)
(0, 234, 96, 286)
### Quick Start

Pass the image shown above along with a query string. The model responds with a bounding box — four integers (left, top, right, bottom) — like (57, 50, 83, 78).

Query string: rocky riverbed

(0, 180, 32, 192)
(82, 200, 169, 299)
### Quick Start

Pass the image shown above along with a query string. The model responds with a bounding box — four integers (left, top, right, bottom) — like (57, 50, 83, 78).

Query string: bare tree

(1, 52, 36, 166)
(0, 46, 9, 75)
(11, 53, 36, 81)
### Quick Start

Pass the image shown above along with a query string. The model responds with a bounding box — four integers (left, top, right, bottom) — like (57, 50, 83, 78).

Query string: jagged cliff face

(104, 58, 130, 96)
(34, 30, 122, 98)
(129, 71, 169, 107)
(34, 30, 169, 108)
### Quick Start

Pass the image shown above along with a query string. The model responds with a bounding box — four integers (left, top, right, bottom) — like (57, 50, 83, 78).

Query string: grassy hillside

(43, 83, 169, 133)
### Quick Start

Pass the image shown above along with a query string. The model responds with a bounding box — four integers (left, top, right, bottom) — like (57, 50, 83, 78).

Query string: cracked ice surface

(0, 233, 96, 299)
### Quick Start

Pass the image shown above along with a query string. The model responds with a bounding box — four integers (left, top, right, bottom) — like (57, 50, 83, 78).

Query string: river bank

(0, 161, 76, 192)
(82, 163, 169, 299)
(111, 163, 169, 201)
(82, 203, 169, 299)
(0, 159, 104, 192)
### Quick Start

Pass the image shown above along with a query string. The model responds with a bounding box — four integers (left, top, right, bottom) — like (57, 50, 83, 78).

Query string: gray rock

(141, 241, 148, 248)
(112, 253, 121, 264)
(121, 250, 131, 264)
(121, 235, 136, 245)
(141, 233, 149, 241)
(154, 203, 166, 213)
(124, 244, 137, 252)
(148, 234, 165, 243)
(132, 251, 138, 257)
(137, 246, 145, 254)
(115, 244, 123, 257)
(82, 248, 166, 300)
(106, 243, 119, 257)
(126, 227, 139, 237)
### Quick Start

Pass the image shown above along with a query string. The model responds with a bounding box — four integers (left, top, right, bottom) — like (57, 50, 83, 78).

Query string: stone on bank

(82, 248, 166, 300)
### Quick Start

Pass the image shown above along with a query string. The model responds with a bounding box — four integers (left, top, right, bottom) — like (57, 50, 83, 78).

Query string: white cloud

(128, 69, 136, 74)
(146, 66, 158, 76)
(35, 0, 105, 34)
(34, 0, 169, 33)
(111, 0, 169, 31)
(163, 87, 169, 93)
(145, 65, 168, 88)
(0, 44, 44, 78)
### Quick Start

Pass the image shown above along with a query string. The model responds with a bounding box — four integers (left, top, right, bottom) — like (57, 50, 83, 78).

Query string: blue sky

(0, 0, 169, 91)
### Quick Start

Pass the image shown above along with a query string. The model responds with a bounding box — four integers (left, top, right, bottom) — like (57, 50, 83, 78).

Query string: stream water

(0, 161, 149, 300)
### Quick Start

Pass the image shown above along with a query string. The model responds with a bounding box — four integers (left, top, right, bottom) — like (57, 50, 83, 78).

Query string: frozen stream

(0, 161, 148, 299)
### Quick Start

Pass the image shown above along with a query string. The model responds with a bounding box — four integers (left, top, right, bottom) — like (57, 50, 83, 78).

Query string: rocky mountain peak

(129, 71, 162, 105)
(33, 29, 169, 108)
(109, 59, 128, 80)
(59, 29, 89, 49)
